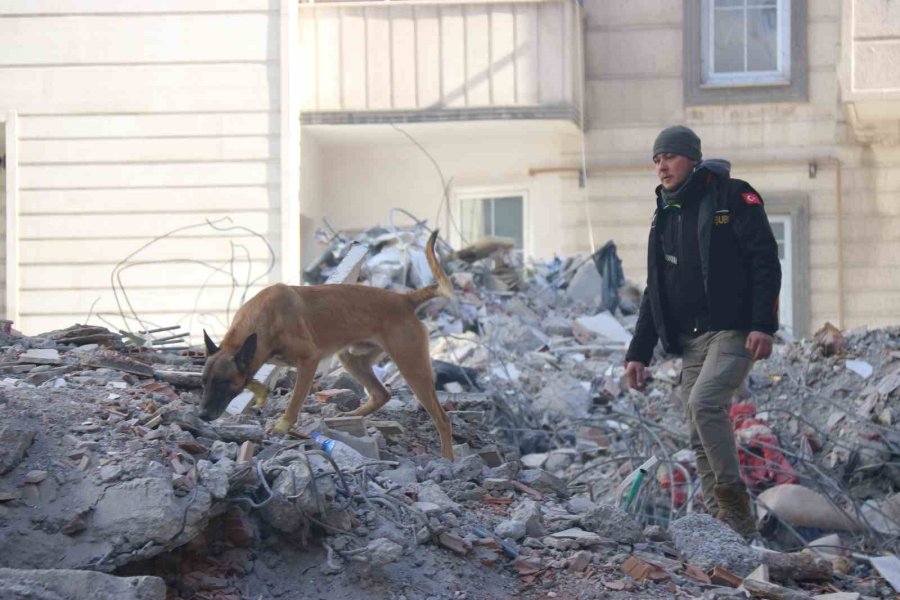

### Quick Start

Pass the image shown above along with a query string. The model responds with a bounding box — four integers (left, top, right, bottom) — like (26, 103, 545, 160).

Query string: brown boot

(713, 482, 756, 539)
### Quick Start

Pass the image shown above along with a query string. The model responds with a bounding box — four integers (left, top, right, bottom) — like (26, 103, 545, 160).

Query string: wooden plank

(0, 14, 272, 65)
(20, 236, 279, 264)
(19, 161, 277, 189)
(440, 5, 466, 108)
(366, 8, 392, 110)
(20, 137, 277, 164)
(0, 64, 277, 114)
(415, 6, 441, 108)
(0, 1, 275, 15)
(490, 4, 517, 106)
(316, 8, 342, 109)
(17, 311, 239, 340)
(464, 5, 491, 106)
(20, 187, 276, 215)
(391, 6, 417, 109)
(536, 2, 564, 103)
(298, 13, 319, 111)
(340, 8, 368, 111)
(19, 285, 270, 315)
(20, 113, 277, 139)
(514, 3, 539, 105)
(20, 261, 274, 290)
(20, 211, 276, 240)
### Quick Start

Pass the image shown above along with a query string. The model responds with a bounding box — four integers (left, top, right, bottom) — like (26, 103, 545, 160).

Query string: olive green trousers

(679, 330, 753, 513)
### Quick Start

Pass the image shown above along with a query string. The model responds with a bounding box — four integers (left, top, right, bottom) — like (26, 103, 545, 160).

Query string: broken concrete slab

(578, 504, 642, 544)
(531, 374, 592, 421)
(0, 568, 166, 600)
(0, 426, 37, 474)
(416, 480, 461, 515)
(573, 312, 633, 346)
(547, 528, 603, 547)
(17, 349, 62, 365)
(756, 484, 862, 532)
(495, 520, 527, 541)
(669, 514, 759, 578)
(511, 499, 545, 538)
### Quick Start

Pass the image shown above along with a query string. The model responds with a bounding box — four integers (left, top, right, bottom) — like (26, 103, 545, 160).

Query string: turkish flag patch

(742, 192, 762, 205)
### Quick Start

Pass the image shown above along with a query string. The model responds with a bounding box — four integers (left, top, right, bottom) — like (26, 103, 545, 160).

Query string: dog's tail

(406, 229, 454, 307)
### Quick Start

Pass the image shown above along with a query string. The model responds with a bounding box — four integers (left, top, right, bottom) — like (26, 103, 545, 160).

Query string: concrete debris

(756, 483, 863, 532)
(669, 514, 760, 577)
(578, 504, 643, 544)
(0, 568, 166, 600)
(0, 425, 37, 475)
(0, 222, 896, 599)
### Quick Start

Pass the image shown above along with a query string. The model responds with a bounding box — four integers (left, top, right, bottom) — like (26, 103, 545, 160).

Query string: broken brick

(621, 555, 669, 582)
(237, 441, 256, 464)
(710, 565, 743, 588)
(437, 532, 468, 556)
(513, 556, 543, 576)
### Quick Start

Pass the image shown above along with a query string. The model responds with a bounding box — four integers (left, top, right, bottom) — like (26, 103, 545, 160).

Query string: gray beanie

(652, 125, 702, 161)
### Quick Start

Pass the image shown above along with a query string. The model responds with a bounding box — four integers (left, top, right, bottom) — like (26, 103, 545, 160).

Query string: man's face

(654, 153, 697, 191)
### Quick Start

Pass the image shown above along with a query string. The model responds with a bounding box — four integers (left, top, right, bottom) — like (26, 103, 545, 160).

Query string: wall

(300, 120, 579, 264)
(0, 1, 283, 337)
(559, 0, 899, 335)
(300, 130, 324, 266)
(298, 0, 579, 120)
(0, 123, 5, 319)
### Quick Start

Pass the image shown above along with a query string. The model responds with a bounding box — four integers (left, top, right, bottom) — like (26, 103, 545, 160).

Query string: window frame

(451, 184, 531, 257)
(684, 0, 807, 106)
(761, 192, 809, 340)
(701, 0, 792, 88)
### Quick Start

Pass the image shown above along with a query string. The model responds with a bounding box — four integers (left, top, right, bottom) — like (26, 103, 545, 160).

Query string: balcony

(840, 0, 900, 141)
(298, 0, 582, 125)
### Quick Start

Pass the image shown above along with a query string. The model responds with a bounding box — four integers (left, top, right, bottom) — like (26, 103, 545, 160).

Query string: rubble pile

(0, 222, 898, 599)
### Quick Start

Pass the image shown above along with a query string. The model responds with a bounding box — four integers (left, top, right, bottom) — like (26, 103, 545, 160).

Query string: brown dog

(199, 230, 456, 460)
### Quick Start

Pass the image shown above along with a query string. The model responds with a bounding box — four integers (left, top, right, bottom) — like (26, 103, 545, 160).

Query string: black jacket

(625, 160, 781, 365)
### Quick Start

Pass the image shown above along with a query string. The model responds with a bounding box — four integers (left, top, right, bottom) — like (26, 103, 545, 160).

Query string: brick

(237, 441, 256, 464)
(437, 532, 468, 556)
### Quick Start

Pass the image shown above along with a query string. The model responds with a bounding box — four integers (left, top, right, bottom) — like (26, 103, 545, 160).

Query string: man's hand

(746, 331, 774, 360)
(625, 361, 647, 391)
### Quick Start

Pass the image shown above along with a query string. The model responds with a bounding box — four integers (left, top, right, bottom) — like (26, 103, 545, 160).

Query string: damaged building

(1, 1, 900, 599)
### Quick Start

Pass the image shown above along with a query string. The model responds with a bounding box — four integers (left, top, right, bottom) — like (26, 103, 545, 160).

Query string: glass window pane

(459, 198, 484, 245)
(481, 198, 494, 237)
(714, 8, 745, 73)
(491, 196, 524, 249)
(770, 220, 785, 241)
(777, 242, 785, 260)
(747, 7, 778, 71)
(715, 0, 744, 7)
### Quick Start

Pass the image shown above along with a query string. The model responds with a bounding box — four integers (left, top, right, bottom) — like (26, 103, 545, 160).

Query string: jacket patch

(742, 192, 762, 205)
(664, 253, 678, 265)
(714, 214, 730, 226)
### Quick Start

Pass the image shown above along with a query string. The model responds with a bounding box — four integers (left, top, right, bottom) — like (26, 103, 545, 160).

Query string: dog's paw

(269, 418, 293, 436)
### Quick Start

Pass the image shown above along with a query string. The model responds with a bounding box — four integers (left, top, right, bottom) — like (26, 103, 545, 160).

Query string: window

(768, 215, 793, 336)
(684, 0, 806, 105)
(702, 0, 790, 87)
(457, 195, 524, 251)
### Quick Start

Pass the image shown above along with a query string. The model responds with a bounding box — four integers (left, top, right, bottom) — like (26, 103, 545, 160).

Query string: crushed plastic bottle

(310, 431, 367, 470)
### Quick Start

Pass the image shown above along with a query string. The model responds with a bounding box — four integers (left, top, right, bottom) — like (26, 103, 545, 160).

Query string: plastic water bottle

(311, 431, 336, 453)
(310, 431, 366, 469)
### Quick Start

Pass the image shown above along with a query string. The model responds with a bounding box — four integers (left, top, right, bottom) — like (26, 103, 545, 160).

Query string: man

(624, 125, 781, 538)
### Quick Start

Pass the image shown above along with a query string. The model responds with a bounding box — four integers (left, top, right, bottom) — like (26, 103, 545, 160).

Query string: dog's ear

(234, 333, 257, 373)
(203, 330, 219, 356)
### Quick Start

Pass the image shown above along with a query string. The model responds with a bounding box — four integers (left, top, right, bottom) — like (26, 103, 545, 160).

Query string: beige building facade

(300, 0, 900, 339)
(1, 1, 301, 338)
(0, 0, 897, 340)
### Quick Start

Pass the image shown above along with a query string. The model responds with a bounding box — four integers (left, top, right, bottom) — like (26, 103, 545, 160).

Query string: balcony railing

(298, 0, 581, 124)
